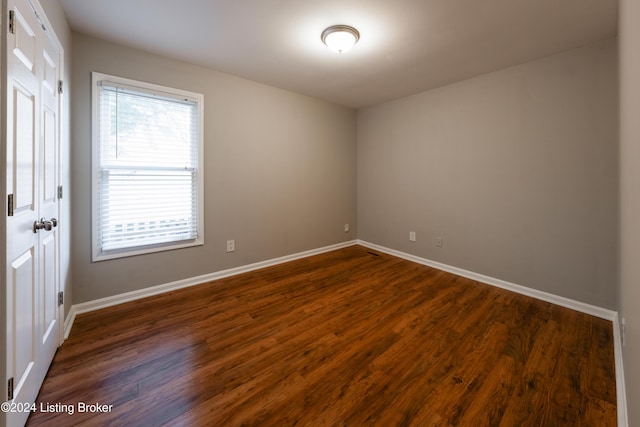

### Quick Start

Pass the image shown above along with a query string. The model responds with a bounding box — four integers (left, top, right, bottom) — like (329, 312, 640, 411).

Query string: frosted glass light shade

(321, 25, 360, 53)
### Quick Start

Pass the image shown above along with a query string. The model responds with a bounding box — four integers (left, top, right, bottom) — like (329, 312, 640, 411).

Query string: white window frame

(91, 72, 204, 261)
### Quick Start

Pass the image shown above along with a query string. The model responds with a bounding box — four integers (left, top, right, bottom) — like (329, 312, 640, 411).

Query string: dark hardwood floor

(26, 245, 616, 426)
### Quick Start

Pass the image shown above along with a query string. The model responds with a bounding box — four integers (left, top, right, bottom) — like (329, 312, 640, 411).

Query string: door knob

(33, 218, 55, 233)
(33, 219, 45, 233)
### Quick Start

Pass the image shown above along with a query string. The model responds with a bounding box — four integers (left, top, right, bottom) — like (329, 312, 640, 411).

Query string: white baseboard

(612, 313, 629, 427)
(65, 240, 358, 331)
(357, 240, 616, 320)
(62, 238, 627, 425)
(357, 239, 627, 426)
(63, 306, 76, 340)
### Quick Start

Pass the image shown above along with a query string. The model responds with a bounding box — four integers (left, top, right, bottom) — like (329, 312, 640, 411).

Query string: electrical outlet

(436, 237, 443, 248)
(344, 223, 350, 233)
(409, 231, 416, 242)
(226, 240, 235, 253)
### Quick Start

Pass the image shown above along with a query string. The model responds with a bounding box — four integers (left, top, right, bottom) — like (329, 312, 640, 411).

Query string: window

(92, 72, 204, 261)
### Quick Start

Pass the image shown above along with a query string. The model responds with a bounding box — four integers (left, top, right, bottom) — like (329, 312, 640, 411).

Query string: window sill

(92, 237, 204, 262)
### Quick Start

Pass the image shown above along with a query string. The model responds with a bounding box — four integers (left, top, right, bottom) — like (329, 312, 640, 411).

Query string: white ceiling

(60, 0, 618, 109)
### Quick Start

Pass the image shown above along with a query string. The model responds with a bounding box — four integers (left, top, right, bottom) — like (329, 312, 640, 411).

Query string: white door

(5, 0, 61, 425)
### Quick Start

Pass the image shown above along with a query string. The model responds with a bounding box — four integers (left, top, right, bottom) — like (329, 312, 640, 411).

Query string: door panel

(6, 2, 41, 423)
(5, 0, 63, 425)
(42, 50, 56, 96)
(10, 249, 36, 397)
(6, 3, 40, 422)
(37, 5, 60, 380)
(13, 85, 35, 213)
(42, 107, 55, 203)
(10, 6, 36, 72)
(7, 250, 38, 425)
(41, 233, 57, 343)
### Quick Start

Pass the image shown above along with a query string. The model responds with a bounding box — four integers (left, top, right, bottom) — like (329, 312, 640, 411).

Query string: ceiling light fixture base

(321, 25, 360, 53)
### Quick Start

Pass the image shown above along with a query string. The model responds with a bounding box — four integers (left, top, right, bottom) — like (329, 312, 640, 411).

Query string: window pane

(99, 169, 198, 251)
(93, 73, 203, 259)
(99, 85, 198, 169)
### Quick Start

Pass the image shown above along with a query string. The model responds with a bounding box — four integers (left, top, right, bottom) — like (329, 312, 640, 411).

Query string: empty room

(2, 0, 639, 426)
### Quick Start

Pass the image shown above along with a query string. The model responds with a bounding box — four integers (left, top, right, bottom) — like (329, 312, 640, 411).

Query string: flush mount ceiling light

(321, 25, 360, 53)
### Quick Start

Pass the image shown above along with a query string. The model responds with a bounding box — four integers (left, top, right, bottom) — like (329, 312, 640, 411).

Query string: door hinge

(58, 80, 63, 95)
(58, 291, 64, 306)
(8, 194, 14, 216)
(9, 10, 15, 34)
(7, 378, 13, 401)
(58, 185, 63, 199)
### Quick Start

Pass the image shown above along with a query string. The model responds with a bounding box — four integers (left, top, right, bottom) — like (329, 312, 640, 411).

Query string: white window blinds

(92, 73, 204, 260)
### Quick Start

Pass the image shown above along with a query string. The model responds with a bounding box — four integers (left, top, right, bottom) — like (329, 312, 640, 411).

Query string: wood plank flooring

(26, 245, 616, 426)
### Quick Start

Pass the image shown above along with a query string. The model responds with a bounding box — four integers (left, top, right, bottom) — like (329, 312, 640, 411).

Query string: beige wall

(71, 33, 357, 303)
(619, 0, 640, 423)
(358, 40, 618, 309)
